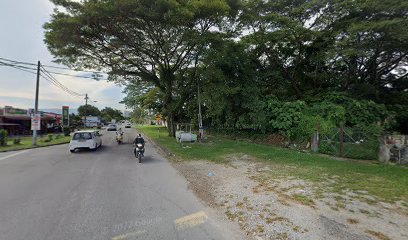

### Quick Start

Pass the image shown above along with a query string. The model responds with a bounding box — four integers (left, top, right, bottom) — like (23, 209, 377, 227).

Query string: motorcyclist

(116, 128, 124, 136)
(133, 134, 145, 145)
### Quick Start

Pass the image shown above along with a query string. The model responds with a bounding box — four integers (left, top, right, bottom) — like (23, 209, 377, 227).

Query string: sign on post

(31, 114, 41, 131)
(62, 106, 69, 126)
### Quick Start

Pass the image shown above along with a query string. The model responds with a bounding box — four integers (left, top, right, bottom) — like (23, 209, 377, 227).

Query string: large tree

(77, 104, 100, 117)
(44, 0, 236, 136)
(241, 0, 408, 100)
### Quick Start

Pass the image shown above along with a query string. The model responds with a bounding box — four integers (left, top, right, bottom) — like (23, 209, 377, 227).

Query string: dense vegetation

(44, 0, 408, 137)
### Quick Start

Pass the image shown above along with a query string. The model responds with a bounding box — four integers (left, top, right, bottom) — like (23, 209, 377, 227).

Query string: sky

(0, 0, 126, 112)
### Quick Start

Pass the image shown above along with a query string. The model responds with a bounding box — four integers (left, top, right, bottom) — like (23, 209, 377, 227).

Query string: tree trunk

(167, 111, 175, 137)
(162, 69, 176, 137)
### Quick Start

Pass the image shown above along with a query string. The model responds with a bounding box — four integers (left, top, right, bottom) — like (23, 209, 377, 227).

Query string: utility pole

(84, 93, 88, 128)
(197, 83, 203, 139)
(32, 61, 40, 146)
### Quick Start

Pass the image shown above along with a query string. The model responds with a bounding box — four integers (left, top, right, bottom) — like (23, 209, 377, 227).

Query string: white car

(69, 130, 102, 153)
(124, 122, 132, 128)
(106, 124, 117, 131)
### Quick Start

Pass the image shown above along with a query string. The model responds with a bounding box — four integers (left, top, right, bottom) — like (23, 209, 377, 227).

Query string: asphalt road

(0, 127, 241, 240)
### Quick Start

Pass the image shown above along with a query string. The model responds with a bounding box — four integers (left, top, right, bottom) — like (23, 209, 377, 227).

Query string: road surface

(0, 128, 241, 240)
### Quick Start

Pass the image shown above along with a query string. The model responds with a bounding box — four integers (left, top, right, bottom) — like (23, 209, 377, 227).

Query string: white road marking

(174, 211, 208, 230)
(0, 149, 31, 161)
(112, 230, 147, 240)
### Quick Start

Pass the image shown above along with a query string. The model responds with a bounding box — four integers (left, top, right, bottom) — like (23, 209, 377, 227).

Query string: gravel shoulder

(172, 154, 408, 240)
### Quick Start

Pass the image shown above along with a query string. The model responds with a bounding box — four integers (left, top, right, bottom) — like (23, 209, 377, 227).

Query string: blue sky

(0, 0, 126, 111)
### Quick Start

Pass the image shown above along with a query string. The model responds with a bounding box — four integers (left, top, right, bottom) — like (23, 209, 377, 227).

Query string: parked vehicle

(107, 124, 117, 131)
(69, 130, 102, 153)
(134, 143, 145, 163)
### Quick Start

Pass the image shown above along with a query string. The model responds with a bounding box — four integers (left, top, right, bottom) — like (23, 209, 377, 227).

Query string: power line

(0, 56, 107, 75)
(40, 71, 83, 98)
(43, 69, 108, 80)
(0, 61, 38, 74)
(0, 60, 84, 98)
(40, 66, 85, 97)
(0, 57, 37, 66)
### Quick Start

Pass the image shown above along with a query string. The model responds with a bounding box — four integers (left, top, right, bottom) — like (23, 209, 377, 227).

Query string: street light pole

(84, 93, 88, 127)
(32, 61, 40, 146)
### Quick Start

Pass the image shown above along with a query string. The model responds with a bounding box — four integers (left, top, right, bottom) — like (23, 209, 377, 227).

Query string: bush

(63, 127, 70, 136)
(0, 129, 7, 146)
(47, 134, 54, 141)
(55, 134, 62, 139)
(293, 115, 335, 141)
(266, 100, 305, 138)
(13, 137, 21, 145)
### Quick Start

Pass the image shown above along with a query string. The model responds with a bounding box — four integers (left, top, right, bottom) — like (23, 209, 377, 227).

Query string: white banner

(31, 114, 41, 131)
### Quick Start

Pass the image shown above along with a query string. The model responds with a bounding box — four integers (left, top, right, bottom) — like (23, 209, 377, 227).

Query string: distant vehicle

(69, 130, 102, 153)
(125, 122, 132, 128)
(107, 124, 117, 131)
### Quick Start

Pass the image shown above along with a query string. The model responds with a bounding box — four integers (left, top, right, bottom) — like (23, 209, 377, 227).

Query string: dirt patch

(172, 154, 408, 240)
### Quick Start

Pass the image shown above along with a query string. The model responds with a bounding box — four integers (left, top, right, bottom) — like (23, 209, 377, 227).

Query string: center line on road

(174, 211, 208, 230)
(112, 230, 147, 240)
(0, 149, 31, 161)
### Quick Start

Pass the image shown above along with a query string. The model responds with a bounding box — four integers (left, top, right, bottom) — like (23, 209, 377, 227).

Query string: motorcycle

(134, 143, 145, 163)
(116, 133, 123, 144)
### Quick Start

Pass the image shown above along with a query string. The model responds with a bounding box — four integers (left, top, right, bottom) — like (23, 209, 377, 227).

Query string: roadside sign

(62, 106, 69, 126)
(31, 114, 41, 130)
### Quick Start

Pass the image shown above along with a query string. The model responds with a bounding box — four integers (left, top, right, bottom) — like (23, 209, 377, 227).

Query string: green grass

(0, 135, 71, 152)
(139, 125, 408, 203)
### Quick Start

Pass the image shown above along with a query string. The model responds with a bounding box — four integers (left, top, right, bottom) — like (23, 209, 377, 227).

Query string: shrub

(0, 129, 7, 146)
(293, 114, 335, 141)
(266, 100, 305, 138)
(47, 134, 54, 141)
(55, 134, 62, 139)
(63, 127, 70, 136)
(13, 137, 21, 145)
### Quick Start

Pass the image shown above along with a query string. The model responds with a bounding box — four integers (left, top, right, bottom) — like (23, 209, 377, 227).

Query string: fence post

(339, 122, 344, 157)
(311, 123, 320, 152)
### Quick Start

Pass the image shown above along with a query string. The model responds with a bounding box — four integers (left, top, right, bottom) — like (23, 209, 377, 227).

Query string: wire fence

(318, 126, 378, 160)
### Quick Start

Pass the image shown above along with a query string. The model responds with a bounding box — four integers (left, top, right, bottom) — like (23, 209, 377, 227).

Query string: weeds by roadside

(139, 125, 408, 204)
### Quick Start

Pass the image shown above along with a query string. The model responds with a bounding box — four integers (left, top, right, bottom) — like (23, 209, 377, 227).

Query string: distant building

(123, 110, 130, 118)
(0, 106, 62, 135)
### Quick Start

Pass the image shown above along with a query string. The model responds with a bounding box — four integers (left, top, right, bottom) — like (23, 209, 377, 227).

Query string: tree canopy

(45, 0, 408, 136)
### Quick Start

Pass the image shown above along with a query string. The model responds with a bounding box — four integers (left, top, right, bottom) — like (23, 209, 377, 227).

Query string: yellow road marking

(174, 211, 208, 230)
(112, 230, 147, 240)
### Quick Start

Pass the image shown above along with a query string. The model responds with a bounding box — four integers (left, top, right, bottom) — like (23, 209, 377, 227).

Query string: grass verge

(0, 135, 71, 152)
(138, 125, 408, 203)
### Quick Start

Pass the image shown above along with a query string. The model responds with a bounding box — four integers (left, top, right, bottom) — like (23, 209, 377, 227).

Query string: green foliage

(13, 137, 21, 145)
(0, 130, 8, 146)
(47, 134, 54, 142)
(63, 127, 70, 137)
(69, 113, 82, 127)
(293, 115, 335, 141)
(45, 0, 408, 138)
(44, 0, 237, 136)
(100, 107, 124, 122)
(266, 100, 305, 138)
(77, 105, 100, 118)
